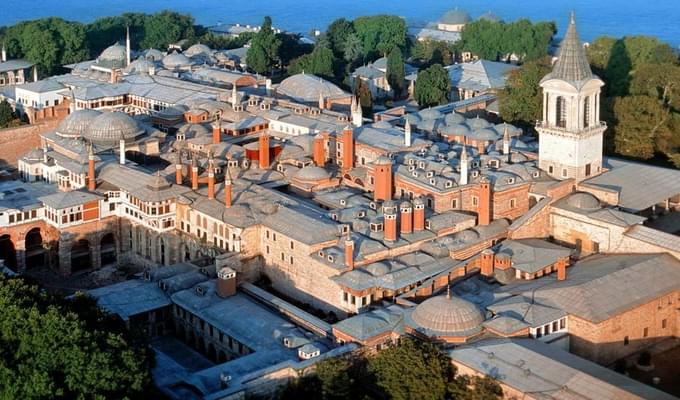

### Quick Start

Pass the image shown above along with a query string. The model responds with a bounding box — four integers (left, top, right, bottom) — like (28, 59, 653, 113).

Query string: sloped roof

(38, 190, 102, 209)
(447, 60, 517, 91)
(542, 13, 593, 85)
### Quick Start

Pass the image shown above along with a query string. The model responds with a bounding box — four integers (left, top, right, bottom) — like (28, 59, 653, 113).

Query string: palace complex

(1, 14, 680, 400)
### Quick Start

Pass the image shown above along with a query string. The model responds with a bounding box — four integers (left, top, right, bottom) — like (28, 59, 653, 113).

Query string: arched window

(555, 96, 567, 128)
(583, 97, 591, 128)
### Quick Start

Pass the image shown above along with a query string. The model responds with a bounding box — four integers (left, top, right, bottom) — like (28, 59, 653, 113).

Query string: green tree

(386, 49, 405, 97)
(414, 64, 450, 108)
(498, 56, 552, 127)
(610, 95, 672, 160)
(325, 18, 355, 59)
(0, 100, 15, 128)
(412, 39, 456, 67)
(459, 19, 555, 62)
(276, 33, 314, 66)
(288, 45, 335, 80)
(356, 79, 373, 116)
(353, 15, 408, 60)
(342, 32, 363, 64)
(247, 16, 282, 75)
(140, 11, 195, 49)
(0, 275, 154, 399)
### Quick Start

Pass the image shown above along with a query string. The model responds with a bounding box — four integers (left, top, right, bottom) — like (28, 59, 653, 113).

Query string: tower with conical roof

(537, 12, 605, 182)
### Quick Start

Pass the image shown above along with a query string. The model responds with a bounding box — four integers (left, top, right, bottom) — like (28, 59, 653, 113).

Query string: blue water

(2, 0, 679, 47)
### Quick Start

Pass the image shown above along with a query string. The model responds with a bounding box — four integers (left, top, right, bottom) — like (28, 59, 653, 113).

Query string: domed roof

(85, 112, 145, 145)
(470, 128, 499, 141)
(411, 294, 484, 334)
(418, 108, 443, 121)
(404, 113, 422, 124)
(56, 109, 102, 138)
(125, 58, 155, 74)
(445, 112, 466, 126)
(277, 73, 346, 103)
(467, 116, 492, 130)
(143, 48, 164, 61)
(479, 11, 503, 23)
(366, 262, 391, 277)
(441, 123, 471, 137)
(184, 43, 212, 57)
(440, 8, 472, 25)
(454, 229, 480, 243)
(98, 43, 127, 69)
(566, 192, 601, 210)
(294, 165, 330, 182)
(177, 123, 210, 138)
(162, 51, 193, 69)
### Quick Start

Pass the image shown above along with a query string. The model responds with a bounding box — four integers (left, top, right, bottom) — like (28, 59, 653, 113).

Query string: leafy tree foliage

(197, 31, 255, 51)
(325, 18, 355, 59)
(356, 79, 373, 116)
(247, 16, 282, 75)
(411, 39, 456, 67)
(459, 19, 555, 62)
(353, 15, 408, 60)
(288, 46, 335, 80)
(139, 11, 195, 49)
(414, 64, 451, 108)
(276, 33, 314, 66)
(342, 32, 363, 64)
(499, 56, 552, 127)
(386, 49, 405, 96)
(275, 338, 502, 400)
(0, 100, 16, 128)
(0, 275, 154, 399)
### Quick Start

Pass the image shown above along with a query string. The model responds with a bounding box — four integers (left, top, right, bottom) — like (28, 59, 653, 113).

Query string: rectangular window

(662, 319, 667, 329)
(472, 196, 479, 206)
(451, 199, 458, 209)
(290, 241, 294, 250)
(560, 318, 566, 330)
(561, 168, 568, 178)
(343, 292, 348, 302)
(643, 327, 648, 338)
(510, 198, 516, 208)
(624, 336, 629, 345)
(548, 165, 554, 174)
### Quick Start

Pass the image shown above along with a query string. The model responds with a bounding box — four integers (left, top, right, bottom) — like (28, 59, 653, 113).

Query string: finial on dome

(570, 11, 576, 25)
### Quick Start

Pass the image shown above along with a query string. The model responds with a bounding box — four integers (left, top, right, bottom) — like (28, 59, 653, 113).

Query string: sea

(2, 0, 679, 47)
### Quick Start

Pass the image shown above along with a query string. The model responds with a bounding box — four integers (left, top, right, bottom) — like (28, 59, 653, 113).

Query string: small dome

(445, 112, 466, 125)
(566, 192, 601, 210)
(85, 112, 145, 145)
(163, 51, 193, 69)
(277, 73, 346, 103)
(56, 109, 102, 138)
(467, 116, 492, 130)
(98, 43, 127, 69)
(454, 229, 479, 243)
(125, 58, 155, 74)
(372, 120, 393, 129)
(366, 262, 391, 277)
(411, 294, 484, 334)
(440, 8, 472, 25)
(184, 43, 212, 57)
(418, 108, 443, 121)
(295, 165, 330, 182)
(441, 123, 471, 137)
(142, 48, 164, 61)
(470, 128, 499, 141)
(404, 114, 422, 125)
(177, 123, 210, 138)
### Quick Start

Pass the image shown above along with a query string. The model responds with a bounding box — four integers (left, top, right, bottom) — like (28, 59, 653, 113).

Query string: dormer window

(445, 180, 453, 188)
(472, 171, 480, 178)
(473, 161, 480, 168)
(507, 177, 515, 184)
(532, 171, 540, 178)
(330, 213, 338, 221)
(426, 171, 434, 178)
(369, 201, 377, 210)
(408, 159, 415, 166)
(327, 255, 335, 263)
(370, 222, 384, 232)
(419, 161, 426, 169)
(490, 160, 500, 168)
(318, 250, 324, 257)
(412, 171, 419, 177)
(357, 210, 366, 218)
(339, 199, 346, 206)
(429, 178, 436, 185)
(408, 165, 416, 172)
(425, 220, 431, 230)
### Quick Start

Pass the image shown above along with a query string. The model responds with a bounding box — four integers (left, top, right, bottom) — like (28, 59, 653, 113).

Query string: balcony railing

(535, 121, 607, 135)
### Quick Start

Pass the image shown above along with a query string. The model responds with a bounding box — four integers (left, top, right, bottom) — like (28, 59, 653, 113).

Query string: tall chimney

(373, 156, 393, 201)
(459, 144, 469, 185)
(207, 157, 215, 199)
(191, 159, 199, 190)
(87, 144, 96, 191)
(413, 197, 425, 231)
(404, 119, 411, 147)
(33, 66, 38, 82)
(557, 259, 567, 281)
(478, 177, 492, 226)
(126, 25, 131, 67)
(384, 206, 397, 242)
(224, 167, 233, 208)
(400, 201, 413, 234)
(480, 249, 494, 277)
(119, 138, 126, 165)
(217, 267, 237, 298)
(1, 42, 6, 63)
(502, 124, 511, 161)
(318, 92, 325, 110)
(345, 235, 354, 271)
(212, 120, 222, 145)
(313, 133, 325, 167)
(342, 126, 354, 173)
(258, 131, 270, 169)
(175, 162, 183, 185)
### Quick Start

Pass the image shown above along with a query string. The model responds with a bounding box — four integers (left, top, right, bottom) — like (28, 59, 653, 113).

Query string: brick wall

(0, 121, 58, 165)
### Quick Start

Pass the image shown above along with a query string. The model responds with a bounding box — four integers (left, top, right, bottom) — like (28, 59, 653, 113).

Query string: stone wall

(0, 121, 58, 165)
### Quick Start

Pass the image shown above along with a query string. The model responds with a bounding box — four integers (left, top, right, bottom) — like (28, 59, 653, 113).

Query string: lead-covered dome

(163, 51, 193, 69)
(440, 8, 471, 25)
(411, 294, 484, 334)
(277, 73, 346, 103)
(184, 43, 212, 57)
(566, 192, 601, 211)
(56, 109, 102, 138)
(294, 165, 330, 182)
(98, 43, 127, 69)
(85, 112, 145, 145)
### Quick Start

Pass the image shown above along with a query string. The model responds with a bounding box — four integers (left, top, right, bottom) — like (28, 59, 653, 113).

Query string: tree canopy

(498, 56, 553, 128)
(353, 15, 409, 60)
(414, 64, 451, 108)
(0, 275, 154, 399)
(459, 19, 556, 62)
(246, 16, 282, 75)
(288, 45, 335, 80)
(275, 338, 502, 400)
(411, 39, 457, 68)
(0, 100, 17, 128)
(386, 49, 405, 96)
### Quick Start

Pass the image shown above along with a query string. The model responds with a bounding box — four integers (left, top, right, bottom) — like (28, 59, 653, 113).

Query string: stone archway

(100, 233, 116, 266)
(0, 235, 17, 271)
(24, 227, 46, 269)
(70, 239, 91, 273)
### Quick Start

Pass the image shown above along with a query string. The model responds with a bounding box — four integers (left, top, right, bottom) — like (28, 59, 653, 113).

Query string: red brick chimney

(342, 126, 354, 173)
(217, 267, 237, 298)
(87, 145, 96, 191)
(224, 168, 233, 208)
(384, 206, 397, 242)
(557, 259, 568, 281)
(175, 162, 183, 185)
(313, 133, 326, 167)
(373, 156, 393, 201)
(345, 236, 354, 271)
(478, 177, 492, 226)
(480, 249, 494, 277)
(413, 197, 425, 231)
(400, 201, 413, 234)
(191, 160, 199, 191)
(212, 121, 222, 145)
(259, 132, 270, 169)
(207, 159, 215, 200)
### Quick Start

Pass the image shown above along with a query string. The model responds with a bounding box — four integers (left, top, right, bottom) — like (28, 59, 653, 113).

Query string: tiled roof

(546, 14, 593, 84)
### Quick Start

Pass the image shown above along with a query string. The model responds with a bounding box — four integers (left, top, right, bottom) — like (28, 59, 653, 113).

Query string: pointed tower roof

(548, 12, 593, 84)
